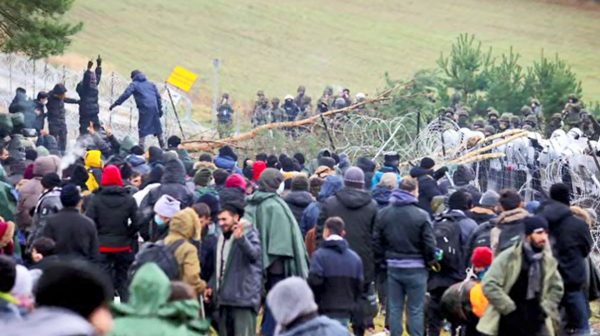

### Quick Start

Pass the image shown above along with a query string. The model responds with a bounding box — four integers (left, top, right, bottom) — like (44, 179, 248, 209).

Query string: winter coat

(4, 307, 98, 336)
(9, 92, 37, 130)
(164, 208, 206, 295)
(175, 148, 195, 175)
(113, 72, 163, 138)
(46, 84, 77, 126)
(540, 201, 593, 291)
(244, 191, 309, 278)
(285, 191, 314, 227)
(490, 208, 530, 255)
(374, 189, 437, 269)
(372, 187, 392, 209)
(371, 166, 400, 190)
(410, 166, 442, 216)
(85, 185, 138, 249)
(279, 316, 351, 336)
(218, 187, 245, 206)
(0, 181, 17, 223)
(317, 187, 378, 283)
(109, 263, 209, 336)
(308, 238, 363, 319)
(443, 210, 478, 244)
(282, 102, 301, 121)
(76, 66, 102, 118)
(42, 208, 100, 262)
(213, 221, 263, 312)
(16, 156, 60, 232)
(477, 241, 563, 336)
(214, 154, 242, 175)
(466, 208, 497, 225)
(27, 188, 63, 250)
(200, 227, 218, 282)
(194, 186, 218, 202)
(356, 157, 376, 188)
(126, 154, 150, 175)
(84, 150, 103, 192)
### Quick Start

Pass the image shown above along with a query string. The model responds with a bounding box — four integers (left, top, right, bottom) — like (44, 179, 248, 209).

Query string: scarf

(522, 240, 544, 300)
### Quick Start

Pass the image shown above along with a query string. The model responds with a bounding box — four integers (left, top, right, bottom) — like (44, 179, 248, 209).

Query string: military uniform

(252, 100, 273, 127)
(457, 109, 470, 129)
(546, 113, 563, 138)
(271, 98, 286, 123)
(294, 86, 312, 114)
(217, 95, 234, 138)
(472, 119, 485, 131)
(498, 113, 512, 132)
(524, 115, 538, 131)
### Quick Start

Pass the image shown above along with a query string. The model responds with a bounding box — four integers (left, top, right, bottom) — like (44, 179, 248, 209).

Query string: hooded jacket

(214, 155, 242, 175)
(317, 186, 378, 283)
(76, 66, 102, 118)
(46, 84, 76, 126)
(356, 157, 376, 188)
(42, 208, 100, 262)
(278, 316, 350, 336)
(126, 154, 150, 175)
(490, 208, 530, 255)
(300, 175, 343, 238)
(109, 263, 209, 336)
(27, 187, 63, 251)
(372, 186, 392, 209)
(4, 307, 98, 336)
(113, 72, 163, 138)
(410, 166, 442, 216)
(84, 150, 103, 192)
(164, 208, 206, 295)
(285, 191, 314, 227)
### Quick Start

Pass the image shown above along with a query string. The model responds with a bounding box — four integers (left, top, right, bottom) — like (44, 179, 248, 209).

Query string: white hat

(284, 94, 294, 101)
(153, 194, 181, 218)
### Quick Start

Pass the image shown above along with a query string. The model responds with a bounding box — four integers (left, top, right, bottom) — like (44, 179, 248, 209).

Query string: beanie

(0, 255, 17, 292)
(36, 146, 50, 157)
(148, 146, 163, 164)
(252, 161, 267, 181)
(266, 277, 318, 330)
(41, 172, 61, 190)
(225, 174, 247, 190)
(258, 168, 284, 193)
(319, 157, 336, 170)
(130, 145, 144, 156)
(550, 183, 571, 206)
(255, 153, 268, 162)
(198, 193, 220, 220)
(344, 166, 365, 189)
(194, 168, 213, 187)
(153, 194, 181, 218)
(291, 175, 309, 192)
(479, 190, 500, 208)
(309, 176, 324, 198)
(420, 157, 435, 170)
(471, 247, 493, 268)
(23, 164, 34, 180)
(378, 172, 398, 189)
(167, 135, 181, 149)
(0, 220, 15, 255)
(60, 184, 81, 207)
(524, 216, 549, 235)
(101, 165, 124, 187)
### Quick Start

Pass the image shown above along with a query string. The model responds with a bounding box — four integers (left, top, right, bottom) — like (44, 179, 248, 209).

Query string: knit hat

(344, 166, 365, 189)
(291, 175, 309, 192)
(11, 265, 33, 297)
(101, 165, 123, 187)
(167, 135, 181, 149)
(0, 255, 17, 292)
(378, 172, 398, 189)
(524, 216, 549, 235)
(41, 172, 61, 190)
(266, 277, 318, 331)
(225, 174, 247, 190)
(0, 220, 15, 255)
(23, 164, 34, 180)
(60, 184, 81, 207)
(35, 260, 112, 319)
(153, 194, 181, 218)
(319, 157, 336, 170)
(253, 161, 267, 181)
(550, 183, 571, 206)
(198, 193, 220, 220)
(420, 157, 435, 170)
(130, 145, 144, 156)
(258, 168, 284, 193)
(479, 190, 500, 207)
(70, 164, 89, 189)
(471, 247, 493, 268)
(281, 157, 295, 172)
(194, 168, 212, 187)
(213, 169, 230, 186)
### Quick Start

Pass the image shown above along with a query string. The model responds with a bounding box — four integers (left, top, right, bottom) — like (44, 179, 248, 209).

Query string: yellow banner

(166, 66, 198, 92)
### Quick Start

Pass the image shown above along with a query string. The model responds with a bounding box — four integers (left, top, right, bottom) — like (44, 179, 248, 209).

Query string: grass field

(64, 0, 600, 114)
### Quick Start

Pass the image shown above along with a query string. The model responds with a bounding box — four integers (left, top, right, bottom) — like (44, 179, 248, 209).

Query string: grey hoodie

(4, 307, 97, 336)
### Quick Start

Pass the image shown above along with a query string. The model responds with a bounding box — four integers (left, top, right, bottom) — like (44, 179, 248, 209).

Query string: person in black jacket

(539, 183, 593, 335)
(316, 166, 378, 336)
(77, 56, 102, 136)
(409, 158, 442, 217)
(374, 177, 436, 336)
(308, 217, 363, 327)
(46, 83, 78, 153)
(42, 184, 99, 262)
(85, 165, 137, 302)
(32, 91, 49, 134)
(284, 175, 314, 226)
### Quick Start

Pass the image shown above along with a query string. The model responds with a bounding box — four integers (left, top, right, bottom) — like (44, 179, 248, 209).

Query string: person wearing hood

(36, 134, 60, 156)
(490, 189, 530, 255)
(26, 173, 63, 253)
(539, 183, 592, 335)
(126, 146, 149, 175)
(371, 151, 401, 190)
(136, 157, 194, 234)
(85, 165, 138, 302)
(132, 165, 163, 206)
(215, 145, 242, 175)
(373, 172, 398, 209)
(85, 150, 103, 192)
(244, 168, 309, 336)
(285, 175, 314, 227)
(193, 168, 217, 201)
(252, 160, 267, 182)
(410, 157, 442, 216)
(304, 149, 332, 176)
(374, 177, 436, 336)
(3, 260, 114, 336)
(242, 158, 254, 180)
(466, 190, 499, 225)
(164, 208, 207, 297)
(146, 146, 163, 169)
(110, 70, 165, 149)
(301, 175, 343, 240)
(316, 167, 378, 336)
(109, 263, 208, 336)
(450, 164, 482, 205)
(46, 83, 79, 153)
(308, 217, 363, 327)
(204, 202, 262, 336)
(16, 155, 60, 235)
(266, 277, 351, 336)
(77, 56, 102, 136)
(219, 174, 247, 207)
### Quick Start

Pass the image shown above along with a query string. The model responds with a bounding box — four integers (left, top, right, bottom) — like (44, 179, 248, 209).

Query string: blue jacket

(214, 155, 242, 175)
(299, 175, 343, 237)
(126, 154, 150, 175)
(371, 166, 401, 190)
(113, 72, 163, 138)
(372, 187, 392, 209)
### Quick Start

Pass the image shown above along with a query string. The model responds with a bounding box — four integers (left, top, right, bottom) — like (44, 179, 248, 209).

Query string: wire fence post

(8, 54, 12, 93)
(109, 72, 115, 127)
(32, 60, 36, 98)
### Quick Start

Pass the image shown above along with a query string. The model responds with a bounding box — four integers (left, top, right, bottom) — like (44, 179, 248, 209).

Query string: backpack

(128, 240, 186, 282)
(433, 215, 464, 274)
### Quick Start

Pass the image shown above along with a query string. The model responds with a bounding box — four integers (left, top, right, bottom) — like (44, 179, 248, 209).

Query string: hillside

(66, 0, 600, 112)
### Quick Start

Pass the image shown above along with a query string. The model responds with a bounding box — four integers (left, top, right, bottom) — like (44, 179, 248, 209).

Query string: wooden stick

(450, 131, 529, 164)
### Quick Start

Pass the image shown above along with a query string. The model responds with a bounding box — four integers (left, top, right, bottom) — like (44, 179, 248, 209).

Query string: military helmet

(222, 93, 229, 99)
(473, 119, 485, 128)
(487, 109, 499, 118)
(510, 115, 520, 124)
(552, 113, 562, 120)
(272, 97, 280, 104)
(484, 125, 496, 136)
(525, 115, 537, 124)
(530, 98, 540, 106)
(568, 94, 579, 103)
(257, 90, 265, 96)
(457, 109, 469, 118)
(520, 105, 533, 116)
(297, 85, 306, 93)
(522, 125, 533, 131)
(500, 113, 511, 123)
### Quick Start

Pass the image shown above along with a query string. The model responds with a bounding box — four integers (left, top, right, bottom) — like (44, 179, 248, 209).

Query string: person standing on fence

(110, 70, 165, 149)
(77, 55, 102, 136)
(47, 83, 79, 153)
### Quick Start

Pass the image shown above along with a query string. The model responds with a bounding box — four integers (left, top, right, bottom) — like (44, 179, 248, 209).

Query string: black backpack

(433, 215, 464, 274)
(128, 240, 186, 282)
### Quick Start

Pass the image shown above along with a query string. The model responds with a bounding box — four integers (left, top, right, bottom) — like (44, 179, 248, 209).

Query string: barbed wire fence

(0, 53, 207, 145)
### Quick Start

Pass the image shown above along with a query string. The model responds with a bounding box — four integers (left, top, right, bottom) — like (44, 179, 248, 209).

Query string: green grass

(65, 0, 600, 115)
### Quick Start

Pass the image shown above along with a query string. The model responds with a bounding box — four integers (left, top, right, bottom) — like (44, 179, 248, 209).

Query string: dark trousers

(100, 250, 134, 302)
(218, 306, 257, 336)
(428, 286, 454, 336)
(376, 268, 389, 328)
(261, 273, 286, 336)
(48, 122, 67, 153)
(561, 289, 590, 335)
(79, 114, 100, 135)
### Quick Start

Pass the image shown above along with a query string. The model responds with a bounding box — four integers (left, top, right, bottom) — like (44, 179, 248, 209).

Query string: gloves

(96, 55, 102, 67)
(87, 60, 93, 70)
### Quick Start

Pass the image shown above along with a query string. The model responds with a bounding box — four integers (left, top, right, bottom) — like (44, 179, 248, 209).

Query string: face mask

(476, 269, 488, 280)
(154, 214, 166, 226)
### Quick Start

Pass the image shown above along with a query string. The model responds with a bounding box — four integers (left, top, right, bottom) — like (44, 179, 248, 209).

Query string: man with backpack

(139, 194, 180, 243)
(374, 177, 437, 336)
(490, 189, 530, 255)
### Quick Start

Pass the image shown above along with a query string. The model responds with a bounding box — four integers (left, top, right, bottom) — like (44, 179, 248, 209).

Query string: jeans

(387, 267, 428, 336)
(261, 273, 286, 336)
(561, 289, 590, 335)
(99, 250, 135, 302)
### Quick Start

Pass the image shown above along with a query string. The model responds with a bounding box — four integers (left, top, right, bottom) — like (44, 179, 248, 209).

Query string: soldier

(252, 98, 272, 127)
(355, 92, 366, 103)
(451, 92, 462, 111)
(530, 98, 542, 116)
(333, 97, 347, 110)
(271, 97, 286, 123)
(316, 89, 333, 113)
(217, 93, 234, 138)
(316, 100, 329, 114)
(457, 108, 470, 128)
(472, 118, 485, 131)
(579, 110, 593, 138)
(510, 114, 522, 129)
(444, 108, 455, 121)
(294, 86, 312, 113)
(563, 105, 581, 129)
(498, 113, 512, 132)
(486, 108, 500, 130)
(282, 95, 300, 121)
(524, 115, 538, 131)
(341, 88, 353, 107)
(483, 125, 496, 138)
(254, 90, 266, 112)
(546, 113, 563, 138)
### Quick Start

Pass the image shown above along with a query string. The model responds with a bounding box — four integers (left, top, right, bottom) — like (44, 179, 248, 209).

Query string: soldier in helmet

(252, 97, 272, 127)
(451, 91, 462, 111)
(579, 110, 593, 138)
(294, 86, 312, 114)
(510, 115, 522, 129)
(530, 98, 542, 116)
(298, 96, 312, 120)
(563, 105, 581, 129)
(457, 108, 470, 129)
(483, 125, 496, 138)
(498, 113, 512, 131)
(282, 94, 300, 121)
(254, 90, 266, 112)
(334, 97, 347, 110)
(546, 113, 563, 138)
(444, 108, 455, 121)
(487, 108, 500, 130)
(524, 115, 538, 131)
(217, 93, 234, 138)
(271, 97, 286, 123)
(316, 89, 333, 113)
(472, 118, 485, 131)
(522, 124, 533, 132)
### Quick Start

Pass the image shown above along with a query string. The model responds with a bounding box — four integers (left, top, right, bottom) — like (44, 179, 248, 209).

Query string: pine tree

(485, 48, 529, 115)
(0, 0, 83, 59)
